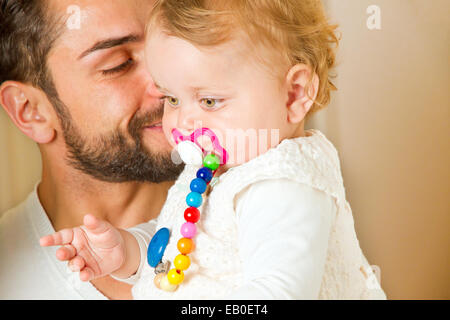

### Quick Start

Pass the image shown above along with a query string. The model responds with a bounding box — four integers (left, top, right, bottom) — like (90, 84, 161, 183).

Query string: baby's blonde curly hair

(147, 0, 340, 118)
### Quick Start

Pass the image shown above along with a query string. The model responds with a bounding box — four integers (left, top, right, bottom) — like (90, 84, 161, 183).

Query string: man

(0, 0, 183, 299)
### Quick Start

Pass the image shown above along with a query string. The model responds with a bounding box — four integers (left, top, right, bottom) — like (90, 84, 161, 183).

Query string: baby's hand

(39, 214, 126, 282)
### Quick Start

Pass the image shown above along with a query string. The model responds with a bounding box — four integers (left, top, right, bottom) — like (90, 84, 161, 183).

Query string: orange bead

(177, 237, 194, 254)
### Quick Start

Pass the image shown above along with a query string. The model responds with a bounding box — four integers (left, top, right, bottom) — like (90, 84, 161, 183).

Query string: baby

(40, 0, 386, 299)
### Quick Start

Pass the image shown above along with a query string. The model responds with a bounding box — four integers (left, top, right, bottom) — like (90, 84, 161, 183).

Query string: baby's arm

(230, 179, 336, 299)
(39, 214, 141, 281)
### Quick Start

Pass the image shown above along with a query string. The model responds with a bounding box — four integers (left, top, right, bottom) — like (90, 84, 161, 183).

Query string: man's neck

(38, 161, 174, 232)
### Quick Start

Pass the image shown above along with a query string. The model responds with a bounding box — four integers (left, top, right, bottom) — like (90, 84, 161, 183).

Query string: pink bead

(180, 222, 197, 238)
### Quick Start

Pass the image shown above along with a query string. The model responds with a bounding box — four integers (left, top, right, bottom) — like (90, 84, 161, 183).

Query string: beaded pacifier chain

(147, 128, 228, 292)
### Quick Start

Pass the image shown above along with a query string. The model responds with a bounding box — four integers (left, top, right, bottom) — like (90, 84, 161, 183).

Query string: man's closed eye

(101, 58, 134, 76)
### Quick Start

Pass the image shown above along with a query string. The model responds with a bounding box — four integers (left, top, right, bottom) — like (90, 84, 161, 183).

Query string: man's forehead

(49, 0, 152, 51)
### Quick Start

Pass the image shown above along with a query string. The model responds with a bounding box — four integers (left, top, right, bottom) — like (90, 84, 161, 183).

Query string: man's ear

(0, 81, 56, 144)
(285, 64, 319, 124)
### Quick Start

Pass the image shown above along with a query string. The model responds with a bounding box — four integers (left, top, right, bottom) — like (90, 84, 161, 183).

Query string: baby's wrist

(111, 229, 140, 279)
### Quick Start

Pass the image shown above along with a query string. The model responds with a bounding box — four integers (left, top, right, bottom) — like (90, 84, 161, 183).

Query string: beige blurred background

(0, 0, 449, 299)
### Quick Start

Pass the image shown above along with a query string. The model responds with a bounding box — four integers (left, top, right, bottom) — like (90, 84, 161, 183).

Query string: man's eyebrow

(78, 34, 142, 60)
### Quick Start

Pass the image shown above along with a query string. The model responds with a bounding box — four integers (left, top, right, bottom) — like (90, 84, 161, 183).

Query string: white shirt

(231, 179, 335, 299)
(0, 188, 107, 300)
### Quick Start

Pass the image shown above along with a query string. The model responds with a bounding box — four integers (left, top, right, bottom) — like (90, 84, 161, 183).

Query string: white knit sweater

(131, 129, 387, 299)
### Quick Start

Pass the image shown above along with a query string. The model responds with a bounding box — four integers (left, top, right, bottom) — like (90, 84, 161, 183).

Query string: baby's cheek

(220, 133, 249, 166)
(162, 109, 177, 147)
(223, 130, 280, 166)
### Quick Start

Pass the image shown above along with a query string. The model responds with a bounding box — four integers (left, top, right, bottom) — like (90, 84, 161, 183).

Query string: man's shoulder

(0, 193, 62, 299)
(0, 191, 45, 267)
(0, 199, 29, 236)
(0, 194, 34, 237)
(0, 191, 107, 300)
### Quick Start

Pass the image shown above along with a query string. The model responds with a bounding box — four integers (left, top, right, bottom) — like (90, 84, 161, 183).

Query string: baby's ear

(284, 64, 319, 124)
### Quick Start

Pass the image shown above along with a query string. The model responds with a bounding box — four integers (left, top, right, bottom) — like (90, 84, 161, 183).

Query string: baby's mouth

(175, 130, 214, 152)
(197, 135, 214, 153)
(172, 128, 228, 165)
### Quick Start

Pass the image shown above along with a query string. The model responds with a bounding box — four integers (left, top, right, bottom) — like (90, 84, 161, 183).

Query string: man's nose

(145, 80, 164, 99)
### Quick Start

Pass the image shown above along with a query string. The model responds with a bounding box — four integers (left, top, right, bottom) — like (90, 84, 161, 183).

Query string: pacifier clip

(147, 128, 227, 292)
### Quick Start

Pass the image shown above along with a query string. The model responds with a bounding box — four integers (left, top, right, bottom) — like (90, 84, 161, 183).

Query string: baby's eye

(166, 96, 180, 106)
(200, 98, 222, 109)
(202, 98, 216, 108)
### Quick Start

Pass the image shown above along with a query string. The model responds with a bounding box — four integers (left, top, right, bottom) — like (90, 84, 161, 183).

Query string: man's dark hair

(0, 0, 62, 97)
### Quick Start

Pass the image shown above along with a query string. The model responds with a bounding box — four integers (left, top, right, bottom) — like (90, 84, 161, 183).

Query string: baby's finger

(83, 214, 111, 235)
(39, 228, 74, 247)
(79, 267, 94, 282)
(68, 256, 85, 272)
(39, 235, 53, 247)
(56, 244, 77, 261)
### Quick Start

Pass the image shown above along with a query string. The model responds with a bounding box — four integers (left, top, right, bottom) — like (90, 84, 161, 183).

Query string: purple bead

(196, 167, 213, 183)
(180, 222, 197, 239)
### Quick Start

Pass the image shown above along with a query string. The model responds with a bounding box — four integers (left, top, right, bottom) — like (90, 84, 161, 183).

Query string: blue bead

(147, 228, 170, 268)
(186, 191, 203, 208)
(196, 167, 213, 183)
(190, 178, 207, 194)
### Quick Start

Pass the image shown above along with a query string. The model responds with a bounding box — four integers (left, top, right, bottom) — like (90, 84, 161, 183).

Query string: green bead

(203, 154, 220, 171)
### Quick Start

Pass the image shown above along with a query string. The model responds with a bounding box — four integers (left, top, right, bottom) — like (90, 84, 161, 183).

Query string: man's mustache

(128, 103, 164, 137)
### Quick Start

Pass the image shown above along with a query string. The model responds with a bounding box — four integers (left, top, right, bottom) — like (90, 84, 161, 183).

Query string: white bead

(159, 275, 178, 292)
(153, 273, 166, 289)
(177, 141, 203, 165)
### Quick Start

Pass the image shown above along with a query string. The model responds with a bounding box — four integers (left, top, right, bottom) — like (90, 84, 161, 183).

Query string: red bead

(184, 207, 200, 223)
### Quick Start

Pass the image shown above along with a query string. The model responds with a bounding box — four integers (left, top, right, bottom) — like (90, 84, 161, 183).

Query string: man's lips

(144, 122, 163, 130)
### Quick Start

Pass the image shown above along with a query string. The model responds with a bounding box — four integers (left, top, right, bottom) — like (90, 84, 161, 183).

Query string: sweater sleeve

(110, 220, 157, 285)
(228, 179, 336, 299)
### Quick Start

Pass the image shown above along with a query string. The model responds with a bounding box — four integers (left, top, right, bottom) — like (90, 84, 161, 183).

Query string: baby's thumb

(83, 214, 110, 235)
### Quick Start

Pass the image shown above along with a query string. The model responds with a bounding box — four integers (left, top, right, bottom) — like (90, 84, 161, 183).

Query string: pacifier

(172, 128, 228, 166)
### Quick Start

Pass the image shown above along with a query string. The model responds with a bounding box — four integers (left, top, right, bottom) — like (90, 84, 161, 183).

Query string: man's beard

(50, 97, 184, 183)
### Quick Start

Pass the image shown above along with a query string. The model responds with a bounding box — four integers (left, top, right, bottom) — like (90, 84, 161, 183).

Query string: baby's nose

(176, 108, 202, 133)
(175, 128, 195, 137)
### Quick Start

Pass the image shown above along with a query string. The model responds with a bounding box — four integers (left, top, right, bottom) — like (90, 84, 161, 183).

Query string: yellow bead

(167, 268, 184, 285)
(174, 254, 191, 271)
(160, 275, 178, 292)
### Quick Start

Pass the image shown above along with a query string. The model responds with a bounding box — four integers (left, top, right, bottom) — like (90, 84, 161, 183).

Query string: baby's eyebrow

(153, 82, 232, 96)
(190, 86, 208, 92)
(154, 82, 171, 94)
(189, 85, 233, 95)
(189, 85, 227, 92)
